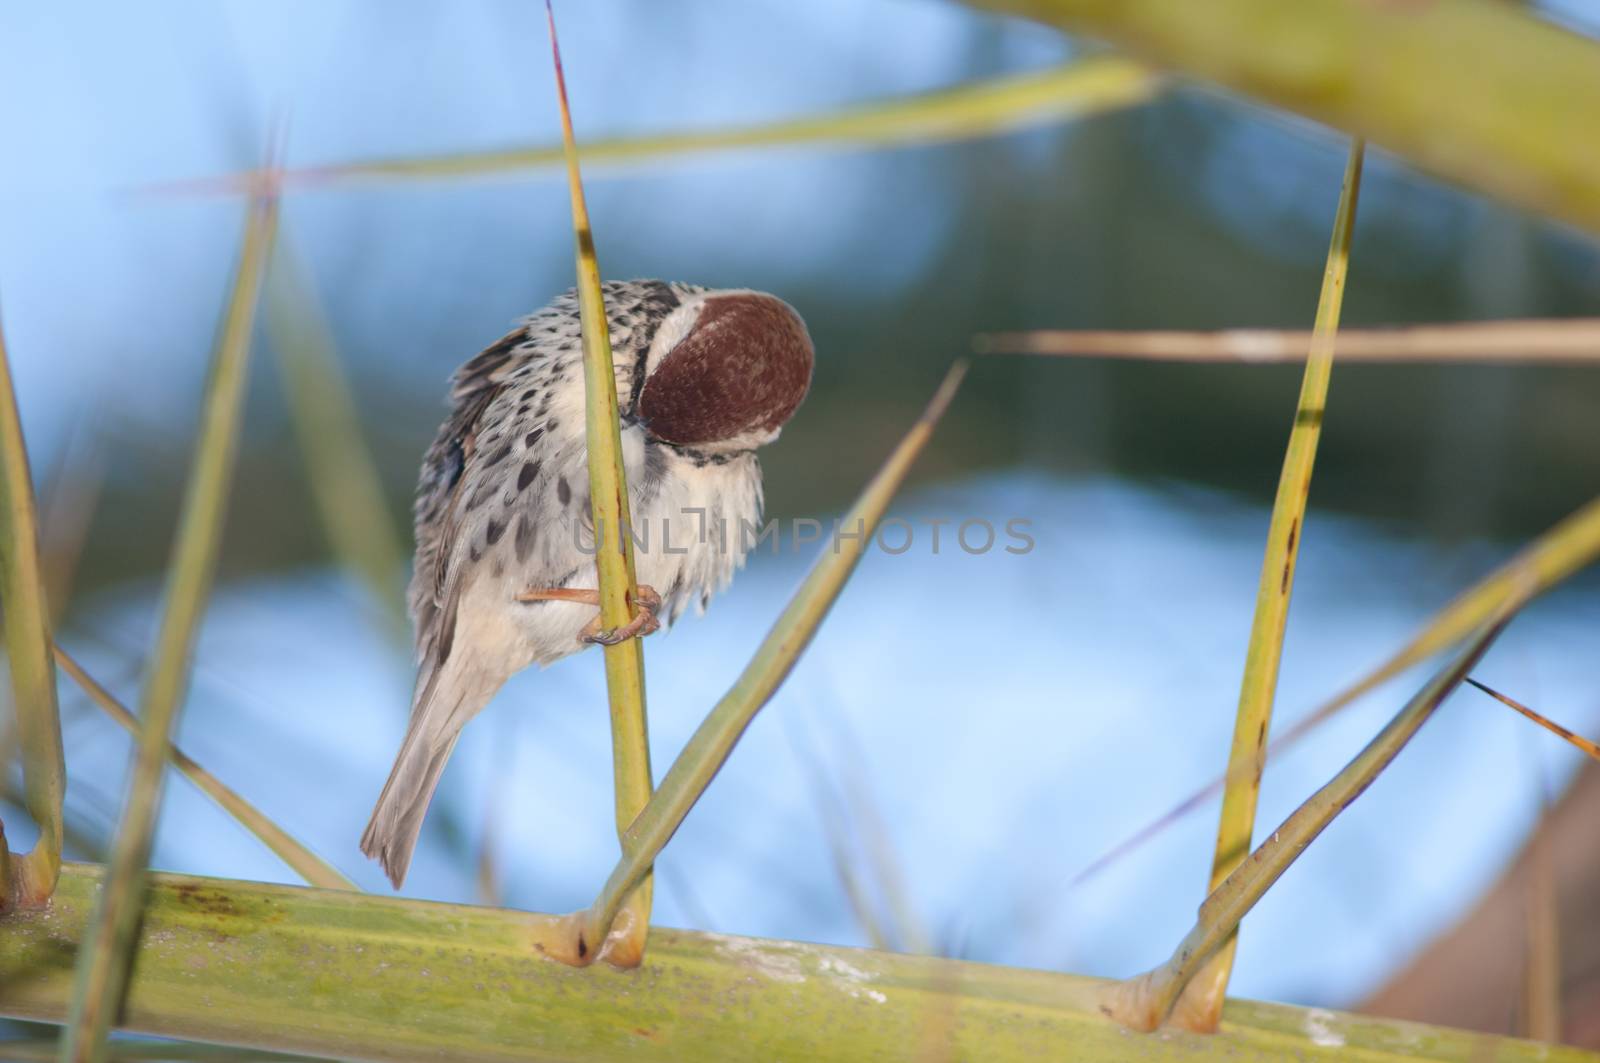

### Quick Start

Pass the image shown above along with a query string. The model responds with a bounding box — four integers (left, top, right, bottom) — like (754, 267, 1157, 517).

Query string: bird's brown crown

(638, 293, 813, 449)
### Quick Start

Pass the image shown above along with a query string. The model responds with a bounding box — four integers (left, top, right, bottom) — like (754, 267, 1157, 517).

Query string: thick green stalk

(545, 3, 653, 967)
(963, 0, 1600, 234)
(1180, 140, 1363, 1032)
(0, 299, 65, 908)
(582, 363, 968, 948)
(58, 185, 279, 1063)
(5, 864, 1587, 1063)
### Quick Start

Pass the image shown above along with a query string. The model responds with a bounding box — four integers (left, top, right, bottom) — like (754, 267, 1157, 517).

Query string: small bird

(361, 280, 814, 888)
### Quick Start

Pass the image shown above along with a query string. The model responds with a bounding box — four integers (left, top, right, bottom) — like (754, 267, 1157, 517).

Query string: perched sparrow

(361, 280, 814, 887)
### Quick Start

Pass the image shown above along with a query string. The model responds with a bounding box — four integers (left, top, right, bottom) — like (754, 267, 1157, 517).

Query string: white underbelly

(464, 442, 762, 671)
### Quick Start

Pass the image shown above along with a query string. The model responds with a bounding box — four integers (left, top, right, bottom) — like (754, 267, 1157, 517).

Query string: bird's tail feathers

(360, 659, 498, 888)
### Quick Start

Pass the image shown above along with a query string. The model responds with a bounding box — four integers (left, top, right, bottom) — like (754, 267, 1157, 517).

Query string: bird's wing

(408, 280, 705, 688)
(408, 328, 531, 684)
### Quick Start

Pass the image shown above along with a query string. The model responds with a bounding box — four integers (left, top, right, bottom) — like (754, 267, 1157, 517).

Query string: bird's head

(636, 291, 813, 454)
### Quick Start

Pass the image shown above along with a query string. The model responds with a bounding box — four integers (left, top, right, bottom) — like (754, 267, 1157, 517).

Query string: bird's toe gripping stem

(583, 585, 661, 645)
(517, 584, 662, 646)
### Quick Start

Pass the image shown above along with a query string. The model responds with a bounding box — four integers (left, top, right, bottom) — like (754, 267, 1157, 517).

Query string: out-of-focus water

(56, 474, 1599, 1009)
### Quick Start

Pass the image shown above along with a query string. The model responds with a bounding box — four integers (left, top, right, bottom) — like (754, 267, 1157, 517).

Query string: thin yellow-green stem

(1074, 485, 1600, 887)
(266, 237, 407, 636)
(978, 317, 1600, 363)
(58, 181, 279, 1063)
(545, 1, 653, 968)
(833, 723, 932, 954)
(39, 426, 106, 621)
(52, 646, 354, 891)
(1109, 605, 1517, 1032)
(1179, 139, 1364, 1032)
(164, 59, 1158, 194)
(790, 729, 893, 951)
(1522, 791, 1561, 1042)
(1263, 489, 1600, 765)
(582, 362, 968, 948)
(0, 298, 65, 909)
(1464, 679, 1600, 762)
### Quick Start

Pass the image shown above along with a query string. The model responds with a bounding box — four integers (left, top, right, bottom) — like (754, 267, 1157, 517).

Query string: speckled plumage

(362, 280, 813, 887)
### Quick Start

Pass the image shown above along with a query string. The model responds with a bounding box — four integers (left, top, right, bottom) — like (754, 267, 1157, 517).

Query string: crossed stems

(511, 581, 660, 966)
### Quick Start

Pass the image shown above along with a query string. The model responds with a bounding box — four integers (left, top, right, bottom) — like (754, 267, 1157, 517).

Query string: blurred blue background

(3, 0, 1599, 1028)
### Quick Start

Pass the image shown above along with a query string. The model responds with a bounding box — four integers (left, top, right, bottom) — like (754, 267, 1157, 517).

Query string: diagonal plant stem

(0, 297, 65, 910)
(58, 171, 280, 1063)
(38, 422, 107, 623)
(1177, 139, 1364, 1033)
(157, 58, 1159, 194)
(1108, 602, 1520, 1032)
(1073, 484, 1600, 889)
(788, 722, 893, 951)
(1464, 679, 1600, 763)
(579, 362, 969, 952)
(53, 646, 354, 891)
(544, 0, 654, 969)
(265, 236, 408, 638)
(831, 716, 932, 954)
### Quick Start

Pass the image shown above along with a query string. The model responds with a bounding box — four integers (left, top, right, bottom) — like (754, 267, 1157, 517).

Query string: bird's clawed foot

(517, 584, 662, 646)
(583, 585, 661, 645)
